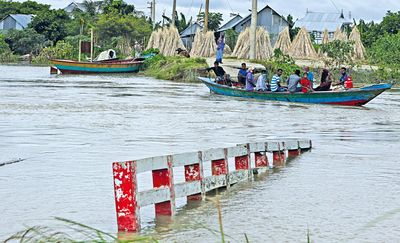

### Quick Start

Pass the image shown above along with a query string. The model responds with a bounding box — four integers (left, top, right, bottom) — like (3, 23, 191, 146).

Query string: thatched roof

(288, 27, 317, 59)
(232, 27, 273, 60)
(273, 26, 291, 54)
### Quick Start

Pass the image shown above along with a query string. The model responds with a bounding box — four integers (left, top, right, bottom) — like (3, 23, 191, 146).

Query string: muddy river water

(0, 65, 399, 242)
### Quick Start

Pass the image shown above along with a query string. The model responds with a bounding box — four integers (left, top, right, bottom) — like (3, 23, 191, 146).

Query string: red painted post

(212, 159, 228, 175)
(113, 161, 140, 232)
(273, 151, 286, 167)
(255, 152, 268, 167)
(185, 163, 202, 200)
(152, 156, 175, 216)
(235, 155, 249, 170)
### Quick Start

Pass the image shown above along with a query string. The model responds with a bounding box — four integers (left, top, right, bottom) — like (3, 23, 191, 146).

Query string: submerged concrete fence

(112, 139, 312, 232)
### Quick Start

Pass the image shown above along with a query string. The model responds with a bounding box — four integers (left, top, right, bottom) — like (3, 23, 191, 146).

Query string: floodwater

(0, 65, 399, 242)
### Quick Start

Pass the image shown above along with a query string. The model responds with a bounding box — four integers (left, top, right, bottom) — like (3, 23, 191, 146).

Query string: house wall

(0, 17, 17, 30)
(233, 8, 288, 45)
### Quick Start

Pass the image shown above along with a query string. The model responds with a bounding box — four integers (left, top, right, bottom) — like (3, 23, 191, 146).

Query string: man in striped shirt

(271, 69, 286, 92)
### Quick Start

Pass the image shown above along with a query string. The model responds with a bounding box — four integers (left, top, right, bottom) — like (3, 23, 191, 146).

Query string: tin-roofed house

(180, 22, 203, 50)
(0, 14, 33, 32)
(294, 10, 352, 44)
(221, 5, 288, 45)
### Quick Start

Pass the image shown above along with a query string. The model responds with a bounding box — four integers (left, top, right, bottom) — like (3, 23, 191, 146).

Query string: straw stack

(349, 26, 366, 60)
(288, 27, 317, 59)
(273, 26, 292, 54)
(232, 27, 273, 60)
(190, 30, 217, 57)
(146, 26, 185, 56)
(333, 27, 347, 41)
(322, 29, 329, 44)
(224, 44, 232, 55)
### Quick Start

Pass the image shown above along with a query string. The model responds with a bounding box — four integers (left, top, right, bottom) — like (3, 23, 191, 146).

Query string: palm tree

(162, 12, 192, 32)
(83, 0, 98, 16)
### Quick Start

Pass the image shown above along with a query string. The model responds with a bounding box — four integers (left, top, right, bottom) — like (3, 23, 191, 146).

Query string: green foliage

(359, 11, 400, 48)
(320, 40, 354, 68)
(369, 33, 400, 66)
(101, 0, 136, 15)
(144, 55, 208, 82)
(29, 9, 70, 43)
(96, 13, 151, 48)
(0, 0, 50, 19)
(225, 29, 238, 51)
(197, 12, 223, 31)
(142, 48, 160, 55)
(162, 12, 191, 33)
(0, 33, 17, 62)
(286, 14, 299, 40)
(5, 28, 50, 55)
(32, 41, 75, 64)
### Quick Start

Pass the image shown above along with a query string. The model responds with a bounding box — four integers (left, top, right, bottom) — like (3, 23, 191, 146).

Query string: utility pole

(171, 0, 176, 27)
(148, 0, 156, 30)
(204, 0, 209, 33)
(249, 0, 257, 60)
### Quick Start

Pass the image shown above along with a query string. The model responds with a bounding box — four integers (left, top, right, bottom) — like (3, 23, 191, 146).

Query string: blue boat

(199, 77, 392, 106)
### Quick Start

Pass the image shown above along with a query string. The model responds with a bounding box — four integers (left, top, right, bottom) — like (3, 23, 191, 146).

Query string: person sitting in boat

(256, 69, 268, 91)
(207, 61, 230, 86)
(332, 67, 348, 89)
(300, 72, 313, 93)
(304, 66, 314, 88)
(246, 67, 257, 91)
(237, 63, 248, 86)
(314, 69, 332, 91)
(271, 69, 286, 92)
(287, 69, 302, 93)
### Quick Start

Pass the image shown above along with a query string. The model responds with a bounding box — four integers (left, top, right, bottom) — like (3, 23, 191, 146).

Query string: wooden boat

(199, 77, 392, 106)
(50, 59, 143, 74)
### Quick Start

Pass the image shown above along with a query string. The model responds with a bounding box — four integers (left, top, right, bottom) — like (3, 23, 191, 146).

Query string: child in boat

(300, 72, 313, 93)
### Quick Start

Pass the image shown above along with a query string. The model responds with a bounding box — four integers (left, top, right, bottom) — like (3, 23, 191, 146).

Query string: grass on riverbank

(143, 55, 208, 82)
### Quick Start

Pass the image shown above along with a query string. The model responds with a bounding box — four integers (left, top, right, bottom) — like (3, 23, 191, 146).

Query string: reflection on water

(0, 65, 399, 242)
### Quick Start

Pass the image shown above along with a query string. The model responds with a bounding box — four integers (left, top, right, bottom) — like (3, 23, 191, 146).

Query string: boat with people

(198, 77, 392, 106)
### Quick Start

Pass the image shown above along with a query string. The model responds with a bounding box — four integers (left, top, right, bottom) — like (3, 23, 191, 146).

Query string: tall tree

(197, 12, 223, 31)
(162, 12, 191, 32)
(29, 9, 70, 43)
(286, 14, 299, 40)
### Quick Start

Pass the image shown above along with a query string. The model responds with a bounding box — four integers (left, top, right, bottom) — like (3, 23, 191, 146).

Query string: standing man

(216, 33, 225, 64)
(271, 69, 285, 92)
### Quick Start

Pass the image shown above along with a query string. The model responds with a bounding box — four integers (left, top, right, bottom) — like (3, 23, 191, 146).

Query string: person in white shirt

(256, 70, 268, 91)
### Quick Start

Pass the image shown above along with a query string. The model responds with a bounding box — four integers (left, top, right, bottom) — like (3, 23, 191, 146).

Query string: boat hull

(199, 77, 391, 106)
(51, 59, 142, 74)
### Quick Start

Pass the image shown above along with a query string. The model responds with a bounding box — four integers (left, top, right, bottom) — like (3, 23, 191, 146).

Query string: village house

(223, 5, 289, 44)
(0, 14, 33, 32)
(180, 22, 203, 50)
(294, 10, 352, 43)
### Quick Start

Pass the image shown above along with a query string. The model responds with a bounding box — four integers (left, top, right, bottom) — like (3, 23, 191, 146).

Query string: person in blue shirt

(237, 63, 247, 86)
(304, 66, 314, 88)
(333, 67, 349, 87)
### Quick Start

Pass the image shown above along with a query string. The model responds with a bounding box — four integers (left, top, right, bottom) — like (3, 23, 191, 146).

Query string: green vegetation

(197, 12, 223, 31)
(143, 55, 208, 82)
(320, 40, 354, 68)
(5, 217, 157, 243)
(257, 49, 301, 81)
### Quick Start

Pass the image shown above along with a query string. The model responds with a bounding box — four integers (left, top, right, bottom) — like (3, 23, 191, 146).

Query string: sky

(16, 0, 400, 23)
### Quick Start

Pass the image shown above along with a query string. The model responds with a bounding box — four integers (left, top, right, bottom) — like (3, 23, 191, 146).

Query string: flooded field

(0, 65, 399, 242)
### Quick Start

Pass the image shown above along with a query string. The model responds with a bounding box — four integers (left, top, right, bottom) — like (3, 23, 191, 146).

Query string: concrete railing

(113, 139, 312, 232)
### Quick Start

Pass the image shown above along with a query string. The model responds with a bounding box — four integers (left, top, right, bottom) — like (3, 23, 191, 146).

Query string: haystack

(232, 27, 273, 60)
(333, 27, 347, 41)
(322, 29, 329, 44)
(224, 44, 232, 55)
(288, 27, 317, 59)
(273, 26, 291, 54)
(349, 26, 366, 60)
(190, 30, 217, 57)
(146, 26, 185, 56)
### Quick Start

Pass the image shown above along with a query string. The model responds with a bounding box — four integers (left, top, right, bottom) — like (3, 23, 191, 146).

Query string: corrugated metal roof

(233, 5, 288, 29)
(180, 22, 203, 37)
(217, 15, 242, 32)
(294, 12, 352, 32)
(9, 14, 33, 28)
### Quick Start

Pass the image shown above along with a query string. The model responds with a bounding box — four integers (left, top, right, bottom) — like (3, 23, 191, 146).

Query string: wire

(329, 0, 340, 12)
(225, 0, 235, 14)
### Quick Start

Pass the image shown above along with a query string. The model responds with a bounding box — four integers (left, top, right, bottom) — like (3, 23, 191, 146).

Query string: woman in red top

(300, 72, 313, 93)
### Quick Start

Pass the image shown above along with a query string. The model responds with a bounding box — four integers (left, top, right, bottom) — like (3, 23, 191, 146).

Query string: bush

(32, 41, 74, 64)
